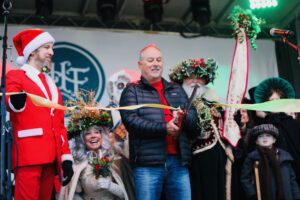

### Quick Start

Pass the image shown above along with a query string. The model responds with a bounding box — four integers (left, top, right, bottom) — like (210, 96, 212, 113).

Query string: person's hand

(173, 109, 185, 127)
(10, 93, 27, 110)
(285, 112, 296, 119)
(62, 160, 74, 186)
(166, 118, 180, 138)
(256, 111, 267, 119)
(97, 177, 112, 189)
(97, 177, 124, 198)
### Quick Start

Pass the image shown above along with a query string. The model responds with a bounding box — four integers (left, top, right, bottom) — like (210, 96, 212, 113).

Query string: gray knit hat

(250, 124, 279, 139)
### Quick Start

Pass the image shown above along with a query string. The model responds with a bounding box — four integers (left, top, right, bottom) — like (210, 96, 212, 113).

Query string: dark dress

(190, 142, 226, 200)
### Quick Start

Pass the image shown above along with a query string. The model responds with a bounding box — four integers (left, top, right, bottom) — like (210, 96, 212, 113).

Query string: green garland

(192, 98, 212, 132)
(192, 97, 223, 135)
(228, 6, 265, 49)
(169, 58, 218, 84)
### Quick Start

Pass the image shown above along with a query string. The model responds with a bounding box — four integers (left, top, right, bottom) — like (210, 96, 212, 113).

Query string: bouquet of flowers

(89, 155, 113, 179)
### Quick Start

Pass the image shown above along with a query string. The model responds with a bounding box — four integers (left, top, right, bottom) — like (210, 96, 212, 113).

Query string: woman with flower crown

(59, 91, 131, 200)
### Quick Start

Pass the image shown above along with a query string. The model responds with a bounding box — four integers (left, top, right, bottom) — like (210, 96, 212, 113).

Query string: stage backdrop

(1, 25, 278, 105)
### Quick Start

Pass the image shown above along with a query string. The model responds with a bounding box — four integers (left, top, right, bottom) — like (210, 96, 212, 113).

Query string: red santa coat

(5, 64, 72, 174)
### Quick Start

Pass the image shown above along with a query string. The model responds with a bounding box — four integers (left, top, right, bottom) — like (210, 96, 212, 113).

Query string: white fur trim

(23, 32, 55, 62)
(8, 98, 26, 112)
(45, 74, 58, 103)
(16, 56, 26, 66)
(45, 73, 58, 114)
(18, 128, 43, 138)
(62, 154, 74, 163)
(21, 65, 50, 100)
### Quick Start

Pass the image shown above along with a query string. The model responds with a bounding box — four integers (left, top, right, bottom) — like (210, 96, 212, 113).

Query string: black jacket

(264, 113, 300, 182)
(119, 77, 198, 167)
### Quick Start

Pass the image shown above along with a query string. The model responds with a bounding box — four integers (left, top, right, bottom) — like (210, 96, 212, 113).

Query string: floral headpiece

(66, 90, 112, 139)
(169, 58, 218, 85)
(228, 6, 265, 49)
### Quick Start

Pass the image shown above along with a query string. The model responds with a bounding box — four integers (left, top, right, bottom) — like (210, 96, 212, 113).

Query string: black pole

(0, 0, 12, 199)
(5, 121, 12, 199)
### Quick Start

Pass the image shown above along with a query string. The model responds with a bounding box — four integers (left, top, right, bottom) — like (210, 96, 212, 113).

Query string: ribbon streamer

(27, 93, 177, 111)
(3, 92, 300, 113)
(216, 99, 300, 113)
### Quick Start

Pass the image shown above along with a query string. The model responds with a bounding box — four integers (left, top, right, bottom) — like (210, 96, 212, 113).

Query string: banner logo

(52, 42, 105, 102)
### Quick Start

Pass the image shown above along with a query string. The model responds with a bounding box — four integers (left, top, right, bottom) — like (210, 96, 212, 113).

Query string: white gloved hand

(97, 177, 112, 189)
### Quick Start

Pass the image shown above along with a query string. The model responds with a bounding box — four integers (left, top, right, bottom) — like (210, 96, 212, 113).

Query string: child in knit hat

(241, 124, 300, 200)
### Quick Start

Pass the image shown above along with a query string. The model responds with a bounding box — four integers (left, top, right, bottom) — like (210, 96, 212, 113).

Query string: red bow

(192, 58, 206, 69)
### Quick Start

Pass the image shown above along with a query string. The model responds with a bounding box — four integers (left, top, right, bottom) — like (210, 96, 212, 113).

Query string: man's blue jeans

(133, 155, 191, 200)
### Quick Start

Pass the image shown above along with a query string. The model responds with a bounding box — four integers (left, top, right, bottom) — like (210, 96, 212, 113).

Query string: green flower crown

(228, 6, 265, 49)
(66, 91, 112, 140)
(169, 58, 218, 84)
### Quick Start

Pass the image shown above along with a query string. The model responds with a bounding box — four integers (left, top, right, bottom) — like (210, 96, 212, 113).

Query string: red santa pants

(14, 163, 55, 200)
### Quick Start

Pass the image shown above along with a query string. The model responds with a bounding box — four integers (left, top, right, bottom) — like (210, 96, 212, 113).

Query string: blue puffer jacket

(119, 77, 198, 167)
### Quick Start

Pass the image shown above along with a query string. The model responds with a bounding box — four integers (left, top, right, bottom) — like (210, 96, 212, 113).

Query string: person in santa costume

(5, 29, 74, 200)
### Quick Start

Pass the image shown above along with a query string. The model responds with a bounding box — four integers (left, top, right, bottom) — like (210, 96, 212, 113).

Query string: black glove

(10, 93, 27, 110)
(62, 160, 74, 186)
(234, 109, 242, 127)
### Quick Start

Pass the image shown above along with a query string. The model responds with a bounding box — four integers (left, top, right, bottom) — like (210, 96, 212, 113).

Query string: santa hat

(13, 29, 55, 66)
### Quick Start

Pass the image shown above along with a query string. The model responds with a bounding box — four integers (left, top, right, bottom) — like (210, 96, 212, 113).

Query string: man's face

(31, 42, 54, 70)
(138, 47, 163, 83)
(182, 76, 207, 98)
(256, 133, 276, 148)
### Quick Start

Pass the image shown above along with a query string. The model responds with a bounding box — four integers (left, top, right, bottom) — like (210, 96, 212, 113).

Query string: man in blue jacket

(119, 44, 198, 200)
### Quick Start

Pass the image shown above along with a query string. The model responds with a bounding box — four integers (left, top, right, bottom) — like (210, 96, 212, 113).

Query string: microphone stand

(0, 1, 13, 199)
(281, 36, 300, 60)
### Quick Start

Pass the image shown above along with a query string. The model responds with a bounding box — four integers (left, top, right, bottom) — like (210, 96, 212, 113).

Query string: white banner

(223, 30, 249, 147)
